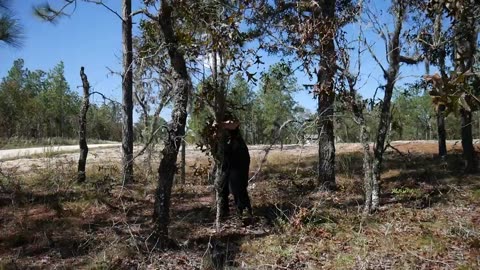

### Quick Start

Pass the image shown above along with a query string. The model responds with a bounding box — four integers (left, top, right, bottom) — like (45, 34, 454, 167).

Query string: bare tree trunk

(431, 2, 449, 159)
(360, 120, 374, 215)
(317, 0, 336, 191)
(370, 2, 406, 212)
(461, 109, 476, 173)
(349, 98, 374, 214)
(153, 1, 191, 239)
(437, 104, 447, 158)
(452, 1, 478, 173)
(180, 139, 186, 185)
(372, 83, 395, 211)
(78, 67, 90, 183)
(211, 50, 229, 231)
(121, 0, 134, 185)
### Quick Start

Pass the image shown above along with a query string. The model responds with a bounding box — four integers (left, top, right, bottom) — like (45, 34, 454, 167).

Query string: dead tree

(78, 66, 90, 183)
(337, 30, 375, 215)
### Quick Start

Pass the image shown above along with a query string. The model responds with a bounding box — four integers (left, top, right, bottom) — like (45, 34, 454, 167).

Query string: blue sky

(0, 0, 428, 122)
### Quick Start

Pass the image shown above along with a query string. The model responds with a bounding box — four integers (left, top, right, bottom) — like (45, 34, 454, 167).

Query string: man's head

(221, 111, 240, 131)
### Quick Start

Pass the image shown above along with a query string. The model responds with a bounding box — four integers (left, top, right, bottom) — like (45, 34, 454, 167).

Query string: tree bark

(461, 109, 476, 173)
(349, 93, 374, 214)
(78, 67, 90, 183)
(121, 0, 134, 185)
(153, 0, 191, 239)
(437, 104, 447, 158)
(431, 1, 448, 158)
(370, 2, 405, 211)
(211, 50, 229, 231)
(316, 0, 336, 191)
(180, 139, 186, 185)
(360, 120, 374, 215)
(452, 1, 478, 173)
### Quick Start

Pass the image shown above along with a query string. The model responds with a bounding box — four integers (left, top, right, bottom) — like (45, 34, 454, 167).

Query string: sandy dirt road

(0, 140, 474, 175)
(0, 144, 122, 161)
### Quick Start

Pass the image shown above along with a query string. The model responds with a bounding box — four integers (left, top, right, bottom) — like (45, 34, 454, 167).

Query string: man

(220, 117, 253, 217)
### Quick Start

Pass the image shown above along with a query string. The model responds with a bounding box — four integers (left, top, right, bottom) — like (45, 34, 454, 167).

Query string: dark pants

(221, 168, 252, 216)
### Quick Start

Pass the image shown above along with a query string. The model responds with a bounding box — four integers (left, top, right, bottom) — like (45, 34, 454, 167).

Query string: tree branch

(84, 0, 123, 21)
(131, 9, 157, 20)
(399, 55, 424, 65)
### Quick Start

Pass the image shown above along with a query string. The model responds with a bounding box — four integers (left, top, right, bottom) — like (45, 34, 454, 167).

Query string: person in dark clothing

(220, 119, 252, 217)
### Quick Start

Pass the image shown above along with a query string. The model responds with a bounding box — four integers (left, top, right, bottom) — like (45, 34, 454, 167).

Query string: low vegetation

(1, 144, 478, 269)
(0, 137, 117, 150)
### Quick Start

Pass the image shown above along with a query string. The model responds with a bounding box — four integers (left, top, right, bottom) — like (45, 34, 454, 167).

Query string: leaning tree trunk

(153, 1, 191, 239)
(437, 104, 447, 158)
(372, 80, 396, 211)
(370, 2, 405, 212)
(121, 0, 134, 185)
(316, 0, 336, 191)
(78, 67, 90, 183)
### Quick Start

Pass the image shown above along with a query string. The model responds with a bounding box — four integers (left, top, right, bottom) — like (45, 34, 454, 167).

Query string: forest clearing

(1, 141, 479, 269)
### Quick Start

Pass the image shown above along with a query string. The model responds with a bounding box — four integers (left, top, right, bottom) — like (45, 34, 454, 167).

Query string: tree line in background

(3, 58, 474, 146)
(0, 59, 122, 141)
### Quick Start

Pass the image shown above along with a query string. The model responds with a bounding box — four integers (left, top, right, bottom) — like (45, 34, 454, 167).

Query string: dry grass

(0, 142, 479, 269)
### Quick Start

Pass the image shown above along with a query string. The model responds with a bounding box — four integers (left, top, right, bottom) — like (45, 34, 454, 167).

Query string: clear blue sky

(0, 0, 427, 122)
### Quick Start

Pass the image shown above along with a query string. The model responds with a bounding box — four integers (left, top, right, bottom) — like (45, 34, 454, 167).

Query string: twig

(87, 90, 122, 106)
(406, 249, 453, 268)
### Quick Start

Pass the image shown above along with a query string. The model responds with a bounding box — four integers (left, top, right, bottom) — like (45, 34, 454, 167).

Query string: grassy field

(0, 143, 479, 269)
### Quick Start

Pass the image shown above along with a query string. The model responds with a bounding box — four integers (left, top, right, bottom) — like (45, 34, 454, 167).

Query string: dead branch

(249, 119, 298, 182)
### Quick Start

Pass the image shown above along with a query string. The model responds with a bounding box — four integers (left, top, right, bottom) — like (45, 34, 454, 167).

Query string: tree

(391, 84, 435, 141)
(0, 0, 22, 47)
(35, 0, 136, 183)
(0, 59, 28, 137)
(449, 0, 479, 173)
(78, 67, 90, 183)
(257, 63, 299, 146)
(423, 0, 480, 171)
(121, 0, 134, 184)
(0, 59, 81, 139)
(226, 73, 256, 144)
(137, 0, 192, 240)
(168, 0, 254, 230)
(43, 61, 78, 137)
(336, 32, 374, 216)
(247, 0, 359, 190)
(363, 0, 423, 212)
(87, 101, 123, 141)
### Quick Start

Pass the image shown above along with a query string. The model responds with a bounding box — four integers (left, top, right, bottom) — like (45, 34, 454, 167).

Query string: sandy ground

(0, 144, 122, 161)
(0, 140, 476, 176)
